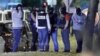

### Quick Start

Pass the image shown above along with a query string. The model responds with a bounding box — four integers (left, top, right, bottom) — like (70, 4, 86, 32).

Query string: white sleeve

(46, 14, 51, 30)
(36, 12, 38, 29)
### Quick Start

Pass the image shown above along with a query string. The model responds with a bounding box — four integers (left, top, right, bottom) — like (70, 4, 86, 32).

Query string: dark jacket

(49, 12, 58, 32)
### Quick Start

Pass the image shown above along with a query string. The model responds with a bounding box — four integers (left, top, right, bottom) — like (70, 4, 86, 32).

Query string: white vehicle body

(3, 10, 12, 23)
(0, 10, 4, 23)
(0, 9, 30, 23)
(23, 9, 30, 21)
(0, 9, 31, 31)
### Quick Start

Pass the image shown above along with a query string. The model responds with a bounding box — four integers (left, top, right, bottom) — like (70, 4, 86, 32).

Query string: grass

(1, 29, 79, 56)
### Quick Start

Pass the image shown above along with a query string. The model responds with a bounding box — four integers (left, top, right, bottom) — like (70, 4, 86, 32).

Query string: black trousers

(31, 24, 38, 51)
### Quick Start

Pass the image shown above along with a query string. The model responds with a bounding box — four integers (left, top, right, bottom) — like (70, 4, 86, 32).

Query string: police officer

(45, 7, 59, 52)
(30, 8, 38, 51)
(36, 6, 51, 51)
(60, 6, 71, 52)
(71, 8, 86, 53)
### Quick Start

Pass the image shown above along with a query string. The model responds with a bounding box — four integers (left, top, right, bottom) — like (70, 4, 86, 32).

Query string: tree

(82, 0, 99, 55)
(57, 0, 62, 7)
(92, 0, 100, 53)
(22, 0, 41, 7)
(71, 0, 80, 7)
(80, 0, 89, 9)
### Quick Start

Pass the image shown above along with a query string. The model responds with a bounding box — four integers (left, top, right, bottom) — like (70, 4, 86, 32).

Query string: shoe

(64, 50, 70, 52)
(76, 49, 82, 53)
(55, 50, 59, 52)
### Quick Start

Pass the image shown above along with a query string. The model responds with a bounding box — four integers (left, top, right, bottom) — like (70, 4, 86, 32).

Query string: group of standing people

(11, 3, 86, 53)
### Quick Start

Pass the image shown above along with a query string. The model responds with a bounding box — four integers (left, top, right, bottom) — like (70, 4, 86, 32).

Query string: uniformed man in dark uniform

(36, 6, 51, 51)
(30, 8, 38, 51)
(45, 7, 59, 52)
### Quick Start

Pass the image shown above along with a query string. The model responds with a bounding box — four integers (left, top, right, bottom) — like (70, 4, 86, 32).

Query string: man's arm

(64, 20, 69, 30)
(36, 12, 38, 29)
(64, 14, 70, 30)
(46, 14, 51, 31)
(31, 13, 36, 22)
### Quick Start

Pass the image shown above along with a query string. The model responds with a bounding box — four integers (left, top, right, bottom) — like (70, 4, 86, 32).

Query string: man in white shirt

(12, 4, 23, 52)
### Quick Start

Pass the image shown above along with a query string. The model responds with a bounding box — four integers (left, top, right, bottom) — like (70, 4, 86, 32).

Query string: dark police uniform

(45, 10, 59, 52)
(30, 11, 38, 51)
(36, 9, 51, 51)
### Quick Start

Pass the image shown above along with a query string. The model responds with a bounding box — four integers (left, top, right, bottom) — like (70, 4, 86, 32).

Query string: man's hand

(64, 20, 69, 30)
(63, 27, 67, 30)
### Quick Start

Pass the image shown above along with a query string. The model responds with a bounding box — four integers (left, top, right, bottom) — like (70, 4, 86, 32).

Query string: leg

(12, 29, 22, 52)
(61, 29, 70, 52)
(31, 25, 38, 51)
(73, 30, 83, 53)
(45, 33, 50, 51)
(42, 29, 48, 51)
(38, 29, 43, 51)
(51, 30, 59, 52)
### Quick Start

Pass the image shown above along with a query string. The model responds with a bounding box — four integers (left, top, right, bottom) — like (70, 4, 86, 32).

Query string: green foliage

(81, 0, 89, 5)
(57, 0, 62, 7)
(22, 0, 41, 7)
(71, 0, 80, 7)
(80, 0, 89, 6)
(71, 0, 89, 8)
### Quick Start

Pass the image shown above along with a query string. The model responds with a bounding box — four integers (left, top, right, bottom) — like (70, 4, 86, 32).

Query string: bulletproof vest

(37, 12, 47, 27)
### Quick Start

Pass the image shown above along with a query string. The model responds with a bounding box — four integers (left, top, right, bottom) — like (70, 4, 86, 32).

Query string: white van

(23, 9, 31, 32)
(3, 9, 30, 23)
(2, 9, 31, 31)
(0, 10, 4, 23)
(3, 10, 12, 23)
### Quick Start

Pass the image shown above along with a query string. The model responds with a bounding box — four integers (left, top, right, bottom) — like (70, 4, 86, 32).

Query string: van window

(5, 12, 12, 20)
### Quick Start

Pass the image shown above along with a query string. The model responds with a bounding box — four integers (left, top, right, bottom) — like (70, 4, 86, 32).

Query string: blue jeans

(73, 30, 83, 51)
(38, 28, 48, 51)
(12, 29, 22, 52)
(45, 29, 59, 52)
(61, 28, 70, 51)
